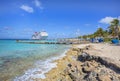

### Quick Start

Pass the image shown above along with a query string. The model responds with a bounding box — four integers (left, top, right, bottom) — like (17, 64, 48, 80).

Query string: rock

(82, 66, 95, 73)
(98, 75, 111, 81)
(89, 71, 98, 77)
(68, 72, 77, 80)
(85, 45, 91, 50)
(40, 46, 120, 81)
(98, 57, 120, 73)
(68, 63, 72, 67)
(99, 69, 108, 75)
(68, 72, 84, 81)
(65, 75, 72, 81)
(82, 61, 90, 67)
(83, 71, 98, 81)
(78, 52, 120, 74)
(78, 53, 89, 62)
(85, 77, 97, 81)
(64, 67, 69, 75)
(111, 76, 120, 81)
(72, 48, 82, 52)
(70, 51, 78, 56)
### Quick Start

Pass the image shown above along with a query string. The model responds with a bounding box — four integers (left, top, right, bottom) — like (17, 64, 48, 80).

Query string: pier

(16, 39, 89, 45)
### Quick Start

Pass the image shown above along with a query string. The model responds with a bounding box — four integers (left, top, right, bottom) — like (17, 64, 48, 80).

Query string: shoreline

(39, 44, 90, 81)
(14, 46, 71, 81)
(40, 43, 120, 81)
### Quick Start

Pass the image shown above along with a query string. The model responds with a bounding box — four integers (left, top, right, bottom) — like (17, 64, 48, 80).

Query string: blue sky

(0, 0, 120, 39)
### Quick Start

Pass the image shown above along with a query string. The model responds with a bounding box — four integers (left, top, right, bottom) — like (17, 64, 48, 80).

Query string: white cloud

(99, 16, 120, 24)
(20, 5, 34, 13)
(34, 0, 43, 9)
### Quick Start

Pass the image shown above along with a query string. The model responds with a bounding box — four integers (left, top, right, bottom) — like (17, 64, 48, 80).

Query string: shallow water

(0, 40, 69, 81)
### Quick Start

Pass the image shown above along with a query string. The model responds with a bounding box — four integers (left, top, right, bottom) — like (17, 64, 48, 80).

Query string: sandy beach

(82, 43, 120, 61)
(39, 43, 120, 81)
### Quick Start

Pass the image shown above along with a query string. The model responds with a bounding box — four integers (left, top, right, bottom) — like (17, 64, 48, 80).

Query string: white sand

(77, 43, 120, 62)
(75, 44, 91, 48)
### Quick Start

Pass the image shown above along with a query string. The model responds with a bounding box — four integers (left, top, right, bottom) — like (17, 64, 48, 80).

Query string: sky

(0, 0, 120, 39)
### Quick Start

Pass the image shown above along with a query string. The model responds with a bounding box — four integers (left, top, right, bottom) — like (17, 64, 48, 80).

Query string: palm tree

(108, 19, 119, 38)
(94, 27, 104, 37)
(118, 26, 120, 39)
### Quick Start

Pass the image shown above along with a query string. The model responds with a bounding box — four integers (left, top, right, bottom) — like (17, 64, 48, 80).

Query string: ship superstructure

(32, 31, 48, 40)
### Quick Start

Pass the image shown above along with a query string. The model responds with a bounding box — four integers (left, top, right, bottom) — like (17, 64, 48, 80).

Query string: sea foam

(14, 49, 68, 81)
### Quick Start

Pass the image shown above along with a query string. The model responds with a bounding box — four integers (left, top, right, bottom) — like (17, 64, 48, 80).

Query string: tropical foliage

(108, 19, 119, 38)
(79, 19, 120, 40)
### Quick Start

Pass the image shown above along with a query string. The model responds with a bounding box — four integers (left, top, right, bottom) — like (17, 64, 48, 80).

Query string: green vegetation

(79, 19, 120, 42)
(108, 19, 119, 38)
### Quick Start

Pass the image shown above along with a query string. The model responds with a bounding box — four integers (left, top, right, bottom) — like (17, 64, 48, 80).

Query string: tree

(94, 27, 104, 37)
(108, 19, 119, 38)
(82, 35, 87, 39)
(103, 30, 109, 37)
(77, 19, 120, 40)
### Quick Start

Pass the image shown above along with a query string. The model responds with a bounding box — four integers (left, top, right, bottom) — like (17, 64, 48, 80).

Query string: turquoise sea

(0, 40, 69, 81)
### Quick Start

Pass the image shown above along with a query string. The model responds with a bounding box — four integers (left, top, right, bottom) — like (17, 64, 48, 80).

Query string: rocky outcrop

(78, 53, 120, 73)
(63, 59, 120, 81)
(41, 45, 120, 81)
(62, 47, 120, 81)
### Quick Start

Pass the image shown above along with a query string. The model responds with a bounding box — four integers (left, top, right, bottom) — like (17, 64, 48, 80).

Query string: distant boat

(32, 31, 48, 40)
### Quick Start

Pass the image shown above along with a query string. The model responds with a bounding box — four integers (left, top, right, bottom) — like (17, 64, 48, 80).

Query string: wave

(14, 49, 69, 81)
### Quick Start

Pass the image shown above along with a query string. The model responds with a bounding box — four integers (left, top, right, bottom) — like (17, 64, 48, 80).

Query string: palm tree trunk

(114, 26, 119, 39)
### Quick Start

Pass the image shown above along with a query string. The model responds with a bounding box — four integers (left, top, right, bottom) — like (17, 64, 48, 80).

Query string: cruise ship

(32, 31, 48, 40)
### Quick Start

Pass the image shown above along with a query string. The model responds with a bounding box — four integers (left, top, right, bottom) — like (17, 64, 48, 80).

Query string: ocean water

(0, 40, 69, 81)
